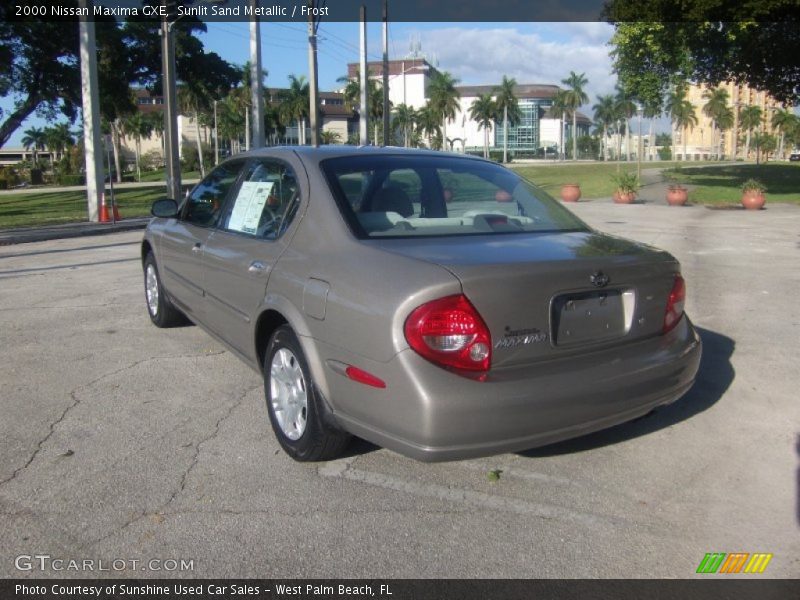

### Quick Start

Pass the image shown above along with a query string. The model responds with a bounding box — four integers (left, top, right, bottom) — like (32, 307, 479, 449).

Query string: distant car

(789, 152, 800, 162)
(141, 147, 701, 462)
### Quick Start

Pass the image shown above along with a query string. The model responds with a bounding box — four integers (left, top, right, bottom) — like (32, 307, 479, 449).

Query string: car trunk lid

(366, 231, 680, 368)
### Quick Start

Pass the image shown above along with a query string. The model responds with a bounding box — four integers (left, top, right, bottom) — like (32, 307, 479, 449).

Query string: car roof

(230, 145, 495, 167)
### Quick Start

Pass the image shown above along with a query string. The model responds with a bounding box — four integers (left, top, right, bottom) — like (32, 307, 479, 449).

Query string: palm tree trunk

(648, 120, 654, 161)
(603, 125, 608, 161)
(135, 138, 141, 182)
(442, 118, 447, 152)
(404, 126, 408, 148)
(572, 111, 577, 161)
(778, 132, 785, 159)
(683, 126, 688, 162)
(503, 105, 508, 164)
(671, 123, 677, 162)
(625, 119, 631, 161)
(745, 130, 751, 161)
(194, 110, 205, 178)
(484, 127, 489, 159)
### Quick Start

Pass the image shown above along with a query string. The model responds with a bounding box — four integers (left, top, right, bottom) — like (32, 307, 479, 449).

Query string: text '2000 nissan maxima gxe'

(141, 146, 701, 462)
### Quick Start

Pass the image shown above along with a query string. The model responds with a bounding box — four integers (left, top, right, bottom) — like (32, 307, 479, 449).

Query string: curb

(0, 218, 150, 246)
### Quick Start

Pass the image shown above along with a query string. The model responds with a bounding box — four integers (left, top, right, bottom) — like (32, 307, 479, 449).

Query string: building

(349, 59, 591, 154)
(676, 82, 782, 160)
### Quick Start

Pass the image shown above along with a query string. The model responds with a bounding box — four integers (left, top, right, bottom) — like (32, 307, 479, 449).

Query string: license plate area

(551, 289, 633, 347)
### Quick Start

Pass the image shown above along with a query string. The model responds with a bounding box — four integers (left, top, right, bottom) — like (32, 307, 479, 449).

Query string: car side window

(182, 162, 243, 227)
(220, 159, 301, 240)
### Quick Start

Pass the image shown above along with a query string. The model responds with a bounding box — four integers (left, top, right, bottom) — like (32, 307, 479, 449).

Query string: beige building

(675, 82, 782, 161)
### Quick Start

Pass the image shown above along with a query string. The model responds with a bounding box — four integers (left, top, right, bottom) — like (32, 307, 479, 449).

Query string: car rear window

(321, 155, 588, 238)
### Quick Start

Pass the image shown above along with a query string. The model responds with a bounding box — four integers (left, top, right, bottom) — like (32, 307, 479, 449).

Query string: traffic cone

(99, 193, 110, 223)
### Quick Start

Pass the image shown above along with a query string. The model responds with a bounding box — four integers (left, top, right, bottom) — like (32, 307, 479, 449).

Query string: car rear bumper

(328, 315, 702, 462)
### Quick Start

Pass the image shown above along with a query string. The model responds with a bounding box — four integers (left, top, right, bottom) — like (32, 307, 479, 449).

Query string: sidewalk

(0, 217, 150, 246)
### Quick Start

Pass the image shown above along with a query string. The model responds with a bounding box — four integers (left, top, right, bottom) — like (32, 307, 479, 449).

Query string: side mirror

(151, 198, 179, 218)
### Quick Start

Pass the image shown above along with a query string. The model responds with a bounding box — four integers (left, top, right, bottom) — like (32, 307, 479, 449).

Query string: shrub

(741, 178, 766, 194)
(611, 172, 640, 194)
(657, 147, 672, 160)
(141, 149, 164, 171)
(181, 143, 211, 172)
(56, 174, 85, 186)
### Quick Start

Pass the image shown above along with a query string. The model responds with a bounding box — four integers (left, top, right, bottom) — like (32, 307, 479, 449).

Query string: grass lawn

(0, 188, 164, 229)
(511, 161, 695, 198)
(138, 168, 200, 182)
(662, 163, 800, 205)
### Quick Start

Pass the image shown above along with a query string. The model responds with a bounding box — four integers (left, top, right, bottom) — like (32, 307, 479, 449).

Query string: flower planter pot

(667, 186, 688, 206)
(613, 190, 636, 204)
(741, 191, 766, 210)
(560, 183, 581, 203)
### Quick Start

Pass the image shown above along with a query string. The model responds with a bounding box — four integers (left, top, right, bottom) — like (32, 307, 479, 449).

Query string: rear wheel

(264, 325, 350, 461)
(143, 252, 186, 328)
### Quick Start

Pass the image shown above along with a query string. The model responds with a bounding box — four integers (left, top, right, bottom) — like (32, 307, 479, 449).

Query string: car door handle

(248, 261, 268, 273)
(191, 243, 202, 254)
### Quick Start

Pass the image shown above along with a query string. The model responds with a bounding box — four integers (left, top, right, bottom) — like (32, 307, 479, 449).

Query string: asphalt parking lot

(0, 202, 798, 578)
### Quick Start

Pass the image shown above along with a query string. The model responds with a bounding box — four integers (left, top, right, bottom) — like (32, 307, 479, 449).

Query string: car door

(158, 161, 245, 320)
(201, 157, 304, 357)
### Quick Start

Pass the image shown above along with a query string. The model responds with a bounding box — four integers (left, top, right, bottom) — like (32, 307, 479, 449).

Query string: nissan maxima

(142, 147, 701, 462)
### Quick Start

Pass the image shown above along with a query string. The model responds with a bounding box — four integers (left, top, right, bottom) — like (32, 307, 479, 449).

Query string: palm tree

(550, 90, 569, 160)
(560, 71, 589, 161)
(771, 108, 797, 160)
(21, 127, 46, 166)
(416, 104, 442, 149)
(615, 86, 637, 161)
(337, 68, 380, 143)
(592, 94, 616, 161)
(369, 83, 389, 145)
(676, 102, 699, 161)
(122, 112, 154, 181)
(739, 105, 763, 161)
(392, 103, 416, 148)
(642, 98, 662, 161)
(427, 71, 461, 150)
(494, 76, 521, 163)
(218, 94, 245, 153)
(469, 94, 497, 159)
(702, 87, 730, 160)
(279, 75, 310, 145)
(320, 130, 342, 145)
(43, 123, 75, 163)
(145, 111, 165, 158)
(666, 85, 695, 160)
(178, 83, 212, 178)
(714, 106, 734, 159)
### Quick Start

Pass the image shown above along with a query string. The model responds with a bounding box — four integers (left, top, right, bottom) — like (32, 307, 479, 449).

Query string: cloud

(414, 25, 617, 108)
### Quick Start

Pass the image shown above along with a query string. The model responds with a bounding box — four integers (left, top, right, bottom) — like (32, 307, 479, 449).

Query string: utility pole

(359, 5, 368, 145)
(307, 0, 321, 147)
(78, 0, 103, 222)
(161, 0, 181, 201)
(250, 0, 265, 150)
(382, 0, 390, 146)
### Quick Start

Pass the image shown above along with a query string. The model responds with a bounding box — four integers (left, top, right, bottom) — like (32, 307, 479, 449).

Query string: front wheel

(264, 325, 350, 461)
(143, 252, 186, 328)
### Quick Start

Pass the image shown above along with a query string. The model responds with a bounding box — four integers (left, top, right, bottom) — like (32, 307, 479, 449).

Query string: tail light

(404, 294, 492, 372)
(663, 275, 686, 333)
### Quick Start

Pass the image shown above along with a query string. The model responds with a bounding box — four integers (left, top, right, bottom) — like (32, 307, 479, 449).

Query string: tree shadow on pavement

(518, 327, 734, 457)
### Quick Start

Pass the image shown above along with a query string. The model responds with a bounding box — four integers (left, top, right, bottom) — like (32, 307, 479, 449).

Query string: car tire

(143, 252, 186, 328)
(264, 325, 351, 461)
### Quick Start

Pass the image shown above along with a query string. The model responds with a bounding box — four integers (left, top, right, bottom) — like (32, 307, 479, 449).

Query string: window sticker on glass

(228, 181, 275, 234)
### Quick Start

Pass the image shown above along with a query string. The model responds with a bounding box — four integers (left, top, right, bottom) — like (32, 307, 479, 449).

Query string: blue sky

(1, 21, 620, 147)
